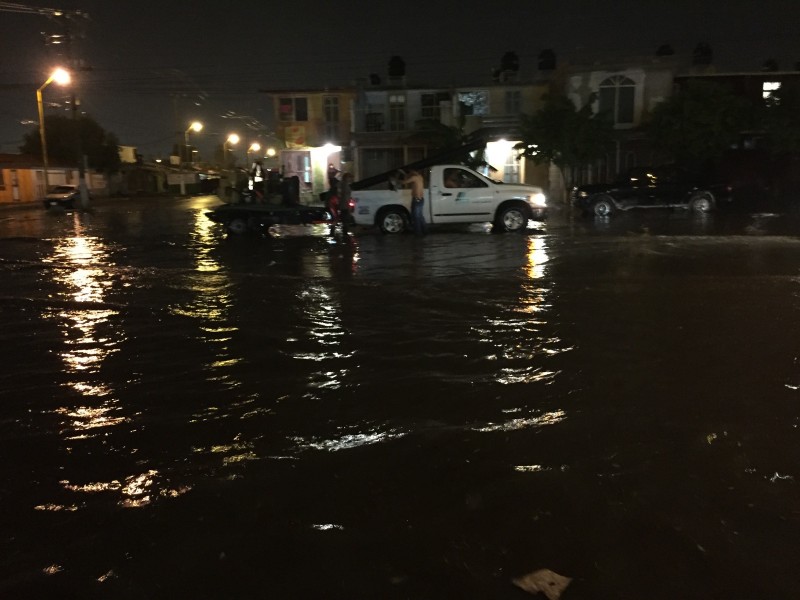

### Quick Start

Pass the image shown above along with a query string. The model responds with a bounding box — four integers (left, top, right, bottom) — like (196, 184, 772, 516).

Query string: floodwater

(2, 197, 800, 599)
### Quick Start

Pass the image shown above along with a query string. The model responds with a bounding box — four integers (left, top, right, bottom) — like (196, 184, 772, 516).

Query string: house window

(366, 112, 384, 132)
(458, 91, 489, 116)
(598, 76, 635, 125)
(278, 97, 308, 122)
(503, 154, 520, 183)
(0, 170, 5, 191)
(324, 96, 340, 140)
(505, 90, 522, 115)
(389, 94, 406, 131)
(763, 81, 781, 105)
(421, 92, 450, 120)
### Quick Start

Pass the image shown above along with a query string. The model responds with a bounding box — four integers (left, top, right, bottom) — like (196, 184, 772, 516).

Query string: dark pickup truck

(571, 165, 732, 217)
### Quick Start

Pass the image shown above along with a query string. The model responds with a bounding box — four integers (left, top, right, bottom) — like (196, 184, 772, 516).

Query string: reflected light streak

(525, 234, 549, 283)
(474, 409, 567, 432)
(60, 469, 191, 508)
(292, 283, 347, 390)
(292, 427, 406, 452)
(55, 403, 127, 432)
(172, 209, 240, 388)
(47, 233, 120, 377)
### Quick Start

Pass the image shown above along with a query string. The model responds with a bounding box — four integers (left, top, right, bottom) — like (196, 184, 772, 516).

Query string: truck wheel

(227, 218, 247, 235)
(689, 192, 714, 213)
(494, 203, 531, 232)
(592, 195, 615, 217)
(378, 208, 408, 234)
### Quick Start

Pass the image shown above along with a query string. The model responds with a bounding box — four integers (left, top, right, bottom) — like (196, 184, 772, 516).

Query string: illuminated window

(763, 81, 781, 105)
(598, 76, 635, 125)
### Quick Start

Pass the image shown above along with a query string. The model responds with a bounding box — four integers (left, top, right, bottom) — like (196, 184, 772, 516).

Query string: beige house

(0, 154, 104, 204)
(262, 87, 357, 202)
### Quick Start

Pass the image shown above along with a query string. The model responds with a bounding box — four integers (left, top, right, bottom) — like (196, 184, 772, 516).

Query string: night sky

(1, 0, 798, 159)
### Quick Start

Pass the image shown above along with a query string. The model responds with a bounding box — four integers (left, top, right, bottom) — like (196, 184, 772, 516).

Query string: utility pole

(1, 2, 91, 206)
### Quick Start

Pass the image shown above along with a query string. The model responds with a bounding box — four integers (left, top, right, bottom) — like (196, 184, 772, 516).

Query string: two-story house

(565, 55, 679, 185)
(262, 86, 357, 202)
(263, 74, 554, 200)
(565, 54, 800, 193)
(350, 75, 552, 187)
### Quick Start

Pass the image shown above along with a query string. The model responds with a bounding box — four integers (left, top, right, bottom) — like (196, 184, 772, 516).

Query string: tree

(20, 114, 121, 173)
(403, 119, 488, 171)
(647, 80, 751, 168)
(515, 94, 614, 200)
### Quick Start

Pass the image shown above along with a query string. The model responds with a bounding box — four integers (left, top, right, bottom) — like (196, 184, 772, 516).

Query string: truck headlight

(528, 192, 546, 207)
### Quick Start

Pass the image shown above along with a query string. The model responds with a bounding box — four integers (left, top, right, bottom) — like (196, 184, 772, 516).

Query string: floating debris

(512, 568, 572, 599)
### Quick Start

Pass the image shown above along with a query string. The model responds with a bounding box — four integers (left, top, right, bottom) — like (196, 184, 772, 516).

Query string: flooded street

(2, 196, 800, 599)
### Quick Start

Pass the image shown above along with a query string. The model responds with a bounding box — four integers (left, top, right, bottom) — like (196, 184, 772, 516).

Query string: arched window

(599, 76, 635, 125)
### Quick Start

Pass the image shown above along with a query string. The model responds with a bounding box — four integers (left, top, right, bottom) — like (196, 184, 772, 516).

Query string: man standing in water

(335, 172, 354, 235)
(401, 169, 426, 235)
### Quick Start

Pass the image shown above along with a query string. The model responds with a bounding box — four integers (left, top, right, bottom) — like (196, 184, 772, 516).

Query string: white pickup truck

(350, 165, 547, 233)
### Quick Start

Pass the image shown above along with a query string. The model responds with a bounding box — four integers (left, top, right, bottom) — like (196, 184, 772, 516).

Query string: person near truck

(401, 169, 426, 235)
(327, 163, 340, 195)
(332, 172, 354, 234)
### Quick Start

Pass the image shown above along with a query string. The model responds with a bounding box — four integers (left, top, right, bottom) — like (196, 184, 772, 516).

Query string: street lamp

(223, 133, 239, 167)
(222, 134, 239, 200)
(37, 67, 70, 195)
(180, 121, 203, 195)
(184, 121, 203, 163)
(247, 142, 261, 165)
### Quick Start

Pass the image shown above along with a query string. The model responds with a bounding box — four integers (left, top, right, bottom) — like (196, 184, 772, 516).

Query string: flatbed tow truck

(206, 198, 331, 234)
(206, 171, 331, 235)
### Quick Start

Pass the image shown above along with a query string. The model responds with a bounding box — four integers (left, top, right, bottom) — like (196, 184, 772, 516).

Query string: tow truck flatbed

(206, 202, 330, 234)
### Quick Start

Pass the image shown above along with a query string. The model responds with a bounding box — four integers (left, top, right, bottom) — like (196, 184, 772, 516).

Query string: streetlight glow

(222, 133, 239, 170)
(184, 120, 204, 161)
(37, 67, 71, 195)
(52, 68, 71, 86)
(181, 120, 204, 195)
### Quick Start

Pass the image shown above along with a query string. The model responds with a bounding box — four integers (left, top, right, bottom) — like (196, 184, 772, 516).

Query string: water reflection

(172, 208, 240, 389)
(46, 229, 118, 374)
(43, 214, 124, 434)
(473, 235, 566, 385)
(59, 469, 190, 508)
(291, 280, 350, 391)
(291, 426, 406, 452)
(473, 409, 567, 432)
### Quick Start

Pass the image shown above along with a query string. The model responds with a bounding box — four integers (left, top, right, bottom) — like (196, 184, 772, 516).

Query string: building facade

(264, 87, 357, 203)
(265, 77, 554, 200)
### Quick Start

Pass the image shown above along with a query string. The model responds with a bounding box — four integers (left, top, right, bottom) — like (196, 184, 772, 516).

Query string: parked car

(42, 185, 81, 209)
(571, 165, 731, 217)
